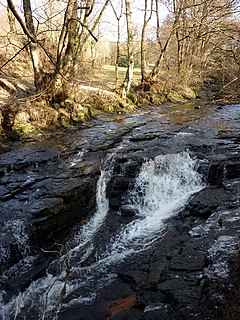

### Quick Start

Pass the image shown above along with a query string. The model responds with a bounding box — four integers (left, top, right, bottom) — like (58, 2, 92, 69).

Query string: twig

(215, 77, 239, 97)
(13, 303, 19, 320)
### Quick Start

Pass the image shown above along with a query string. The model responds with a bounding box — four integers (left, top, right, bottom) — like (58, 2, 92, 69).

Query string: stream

(0, 102, 239, 319)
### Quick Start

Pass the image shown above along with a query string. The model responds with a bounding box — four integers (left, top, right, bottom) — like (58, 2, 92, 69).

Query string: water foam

(96, 152, 204, 264)
(4, 219, 30, 256)
(65, 153, 115, 260)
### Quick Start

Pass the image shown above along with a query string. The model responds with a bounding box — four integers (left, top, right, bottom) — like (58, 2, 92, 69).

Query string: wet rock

(118, 270, 147, 286)
(0, 103, 240, 320)
(0, 157, 99, 274)
(157, 275, 202, 308)
(226, 160, 240, 179)
(104, 279, 134, 301)
(187, 187, 231, 217)
(108, 176, 132, 210)
(0, 185, 8, 198)
(169, 246, 207, 271)
(207, 162, 226, 186)
(58, 302, 108, 320)
(0, 146, 59, 173)
(107, 156, 143, 210)
(143, 258, 169, 287)
(119, 205, 139, 217)
(107, 294, 137, 320)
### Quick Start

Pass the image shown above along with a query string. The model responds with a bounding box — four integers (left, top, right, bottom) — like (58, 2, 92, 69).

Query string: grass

(80, 64, 150, 91)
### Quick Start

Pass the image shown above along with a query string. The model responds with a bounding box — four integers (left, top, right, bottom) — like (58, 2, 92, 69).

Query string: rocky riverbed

(0, 102, 239, 319)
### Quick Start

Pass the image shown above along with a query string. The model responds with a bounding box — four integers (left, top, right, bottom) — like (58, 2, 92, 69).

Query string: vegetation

(0, 0, 240, 137)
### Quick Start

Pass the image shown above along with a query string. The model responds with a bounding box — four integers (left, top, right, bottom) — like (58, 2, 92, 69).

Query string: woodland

(0, 0, 240, 137)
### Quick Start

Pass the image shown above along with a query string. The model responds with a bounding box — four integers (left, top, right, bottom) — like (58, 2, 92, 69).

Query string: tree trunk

(141, 0, 153, 83)
(7, 5, 15, 32)
(72, 0, 110, 78)
(147, 0, 177, 84)
(22, 0, 46, 92)
(110, 0, 124, 88)
(7, 0, 109, 103)
(122, 0, 134, 99)
(115, 17, 121, 86)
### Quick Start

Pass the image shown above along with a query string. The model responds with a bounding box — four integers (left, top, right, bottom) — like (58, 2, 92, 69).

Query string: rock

(187, 187, 231, 217)
(107, 176, 132, 210)
(0, 149, 99, 275)
(0, 103, 240, 320)
(119, 205, 139, 217)
(169, 246, 207, 271)
(207, 162, 226, 186)
(118, 270, 146, 286)
(58, 302, 108, 320)
(226, 160, 240, 179)
(194, 105, 201, 110)
(106, 156, 144, 211)
(107, 294, 137, 320)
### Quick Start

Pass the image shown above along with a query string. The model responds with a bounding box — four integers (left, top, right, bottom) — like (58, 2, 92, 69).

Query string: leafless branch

(7, 0, 36, 43)
(73, 18, 98, 42)
(0, 40, 31, 71)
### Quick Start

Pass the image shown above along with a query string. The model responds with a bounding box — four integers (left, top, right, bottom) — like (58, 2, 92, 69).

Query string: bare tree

(148, 0, 179, 83)
(173, 0, 240, 82)
(6, 0, 110, 103)
(122, 0, 134, 99)
(141, 0, 153, 83)
(110, 0, 124, 87)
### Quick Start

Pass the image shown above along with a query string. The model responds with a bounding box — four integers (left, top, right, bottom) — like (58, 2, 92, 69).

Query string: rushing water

(0, 152, 204, 319)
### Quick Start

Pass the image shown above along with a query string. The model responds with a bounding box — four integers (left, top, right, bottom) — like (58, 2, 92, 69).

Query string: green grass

(84, 64, 150, 91)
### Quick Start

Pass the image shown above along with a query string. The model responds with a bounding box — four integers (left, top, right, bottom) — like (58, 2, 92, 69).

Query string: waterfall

(65, 153, 115, 261)
(0, 152, 205, 319)
(90, 152, 204, 265)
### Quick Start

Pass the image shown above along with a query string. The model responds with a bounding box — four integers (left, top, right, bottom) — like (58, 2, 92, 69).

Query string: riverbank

(0, 83, 134, 140)
(1, 72, 240, 142)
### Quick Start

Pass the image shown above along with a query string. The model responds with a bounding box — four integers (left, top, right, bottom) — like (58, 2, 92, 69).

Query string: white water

(0, 152, 204, 319)
(4, 219, 30, 256)
(95, 152, 204, 264)
(190, 208, 240, 279)
(69, 148, 87, 167)
(65, 153, 115, 261)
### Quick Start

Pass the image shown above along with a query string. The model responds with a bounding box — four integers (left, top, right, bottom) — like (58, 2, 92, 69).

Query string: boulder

(186, 187, 231, 218)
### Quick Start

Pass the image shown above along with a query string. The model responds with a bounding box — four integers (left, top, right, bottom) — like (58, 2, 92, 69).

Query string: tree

(7, 4, 15, 33)
(7, 0, 110, 104)
(148, 0, 179, 83)
(141, 0, 153, 83)
(147, 0, 240, 89)
(110, 0, 124, 87)
(121, 0, 134, 99)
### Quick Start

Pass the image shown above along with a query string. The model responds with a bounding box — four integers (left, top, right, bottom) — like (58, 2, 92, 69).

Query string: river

(0, 102, 239, 319)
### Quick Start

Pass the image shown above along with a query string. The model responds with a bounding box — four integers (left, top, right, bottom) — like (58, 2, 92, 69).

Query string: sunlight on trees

(0, 0, 239, 103)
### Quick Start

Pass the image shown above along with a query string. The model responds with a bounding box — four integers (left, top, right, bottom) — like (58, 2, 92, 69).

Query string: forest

(0, 0, 240, 136)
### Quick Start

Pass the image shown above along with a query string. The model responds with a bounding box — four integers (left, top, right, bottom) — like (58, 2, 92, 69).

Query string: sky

(100, 0, 169, 42)
(0, 0, 169, 41)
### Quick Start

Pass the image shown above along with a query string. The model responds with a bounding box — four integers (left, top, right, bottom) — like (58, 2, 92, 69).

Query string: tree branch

(0, 40, 31, 71)
(74, 18, 98, 42)
(7, 0, 36, 43)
